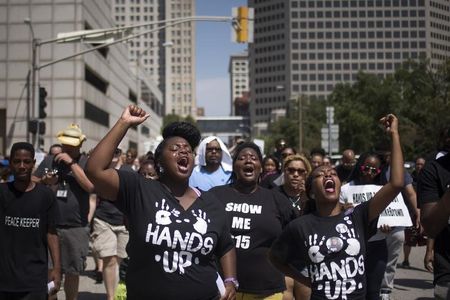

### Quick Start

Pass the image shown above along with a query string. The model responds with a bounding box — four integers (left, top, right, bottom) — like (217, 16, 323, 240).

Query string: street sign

(321, 125, 339, 154)
(326, 106, 334, 124)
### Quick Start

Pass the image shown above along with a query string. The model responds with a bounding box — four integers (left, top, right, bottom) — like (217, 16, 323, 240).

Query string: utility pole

(298, 95, 303, 153)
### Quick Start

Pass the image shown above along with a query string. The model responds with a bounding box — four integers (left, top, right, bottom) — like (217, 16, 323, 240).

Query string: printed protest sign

(340, 184, 412, 227)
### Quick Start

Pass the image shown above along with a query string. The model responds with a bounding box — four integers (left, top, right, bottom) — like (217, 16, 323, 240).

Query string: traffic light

(232, 6, 254, 43)
(39, 87, 47, 119)
(28, 120, 46, 135)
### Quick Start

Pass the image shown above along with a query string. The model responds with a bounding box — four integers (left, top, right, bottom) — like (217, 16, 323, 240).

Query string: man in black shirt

(33, 124, 94, 300)
(419, 152, 450, 300)
(0, 142, 61, 299)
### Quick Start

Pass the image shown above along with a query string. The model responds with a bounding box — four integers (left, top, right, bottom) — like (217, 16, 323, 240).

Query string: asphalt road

(53, 244, 434, 300)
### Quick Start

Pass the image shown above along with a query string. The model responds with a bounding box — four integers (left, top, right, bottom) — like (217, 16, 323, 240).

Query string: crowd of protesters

(0, 105, 449, 300)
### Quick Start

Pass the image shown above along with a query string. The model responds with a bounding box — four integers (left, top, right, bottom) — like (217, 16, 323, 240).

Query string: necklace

(288, 194, 301, 208)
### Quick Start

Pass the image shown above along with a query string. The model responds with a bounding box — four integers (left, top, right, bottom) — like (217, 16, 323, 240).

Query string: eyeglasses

(286, 167, 307, 176)
(281, 152, 294, 158)
(206, 147, 222, 153)
(360, 165, 381, 175)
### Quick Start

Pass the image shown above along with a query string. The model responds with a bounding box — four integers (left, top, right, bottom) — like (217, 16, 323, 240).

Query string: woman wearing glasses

(209, 142, 297, 300)
(269, 114, 403, 300)
(339, 151, 388, 300)
(278, 154, 312, 217)
(276, 154, 312, 300)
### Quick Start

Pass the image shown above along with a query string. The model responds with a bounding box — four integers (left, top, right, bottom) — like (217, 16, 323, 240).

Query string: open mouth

(177, 157, 189, 172)
(324, 179, 335, 193)
(242, 165, 254, 176)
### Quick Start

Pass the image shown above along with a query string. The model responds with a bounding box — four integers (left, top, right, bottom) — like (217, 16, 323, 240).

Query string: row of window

(254, 23, 285, 34)
(254, 43, 285, 54)
(255, 13, 285, 25)
(293, 19, 426, 29)
(293, 30, 426, 40)
(293, 51, 427, 60)
(293, 8, 426, 19)
(430, 21, 450, 33)
(294, 40, 427, 50)
(292, 55, 425, 71)
(292, 0, 425, 9)
(255, 64, 286, 74)
(254, 74, 286, 85)
(430, 1, 450, 12)
(431, 42, 450, 53)
(254, 2, 285, 13)
(430, 10, 450, 22)
(255, 96, 285, 105)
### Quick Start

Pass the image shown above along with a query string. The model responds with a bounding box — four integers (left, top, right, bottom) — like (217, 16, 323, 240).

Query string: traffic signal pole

(27, 12, 252, 148)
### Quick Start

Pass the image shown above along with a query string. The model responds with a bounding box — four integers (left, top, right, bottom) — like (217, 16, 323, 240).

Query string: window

(85, 101, 109, 127)
(85, 66, 108, 94)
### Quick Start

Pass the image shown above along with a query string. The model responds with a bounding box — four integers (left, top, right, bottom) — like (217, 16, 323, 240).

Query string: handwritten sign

(341, 184, 412, 227)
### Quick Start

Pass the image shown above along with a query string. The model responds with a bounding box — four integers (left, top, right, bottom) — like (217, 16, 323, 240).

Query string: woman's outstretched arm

(86, 105, 149, 201)
(368, 114, 404, 222)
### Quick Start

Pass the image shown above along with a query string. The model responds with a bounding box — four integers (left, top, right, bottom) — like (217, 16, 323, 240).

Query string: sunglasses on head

(360, 164, 381, 175)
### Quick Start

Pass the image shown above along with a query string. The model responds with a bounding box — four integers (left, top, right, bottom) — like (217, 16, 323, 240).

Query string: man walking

(33, 124, 94, 300)
(0, 142, 61, 299)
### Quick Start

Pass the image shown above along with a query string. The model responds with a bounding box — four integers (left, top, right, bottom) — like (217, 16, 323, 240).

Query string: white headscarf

(195, 136, 233, 172)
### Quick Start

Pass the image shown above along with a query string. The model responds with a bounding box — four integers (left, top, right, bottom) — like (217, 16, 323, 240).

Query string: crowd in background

(0, 106, 449, 300)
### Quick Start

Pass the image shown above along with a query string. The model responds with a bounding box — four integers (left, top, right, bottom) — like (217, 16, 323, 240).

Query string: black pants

(365, 239, 388, 300)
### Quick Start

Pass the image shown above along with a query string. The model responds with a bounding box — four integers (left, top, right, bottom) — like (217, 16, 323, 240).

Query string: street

(52, 244, 434, 300)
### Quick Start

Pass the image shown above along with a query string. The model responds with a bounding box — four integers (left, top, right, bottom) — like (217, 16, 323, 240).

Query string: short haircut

(310, 147, 326, 158)
(10, 142, 35, 159)
(232, 142, 263, 165)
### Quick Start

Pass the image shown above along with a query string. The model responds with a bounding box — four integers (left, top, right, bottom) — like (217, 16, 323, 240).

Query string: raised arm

(86, 105, 149, 201)
(368, 114, 404, 222)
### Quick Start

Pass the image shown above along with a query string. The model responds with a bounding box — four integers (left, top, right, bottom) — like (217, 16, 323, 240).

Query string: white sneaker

(380, 293, 391, 300)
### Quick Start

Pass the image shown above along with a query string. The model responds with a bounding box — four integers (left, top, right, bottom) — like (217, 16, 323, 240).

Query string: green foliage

(328, 59, 450, 159)
(264, 96, 326, 155)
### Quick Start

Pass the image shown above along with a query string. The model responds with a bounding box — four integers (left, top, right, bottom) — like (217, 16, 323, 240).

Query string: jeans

(366, 239, 388, 300)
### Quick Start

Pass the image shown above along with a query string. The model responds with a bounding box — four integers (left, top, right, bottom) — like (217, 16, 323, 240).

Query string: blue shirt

(189, 165, 231, 191)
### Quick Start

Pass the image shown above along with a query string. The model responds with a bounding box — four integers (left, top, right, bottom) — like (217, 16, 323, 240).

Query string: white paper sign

(341, 184, 412, 227)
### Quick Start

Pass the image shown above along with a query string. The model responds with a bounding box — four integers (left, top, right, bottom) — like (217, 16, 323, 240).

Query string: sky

(195, 0, 247, 116)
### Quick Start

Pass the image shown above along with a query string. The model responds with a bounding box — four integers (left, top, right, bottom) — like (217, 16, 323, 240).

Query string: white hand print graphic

(338, 225, 360, 256)
(306, 234, 326, 263)
(155, 199, 180, 225)
(191, 209, 210, 234)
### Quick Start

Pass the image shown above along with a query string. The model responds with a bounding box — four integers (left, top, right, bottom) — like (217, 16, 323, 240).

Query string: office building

(248, 0, 450, 130)
(0, 0, 162, 154)
(229, 50, 250, 116)
(112, 0, 197, 117)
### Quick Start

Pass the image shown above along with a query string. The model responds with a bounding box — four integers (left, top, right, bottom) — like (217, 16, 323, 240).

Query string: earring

(159, 166, 165, 174)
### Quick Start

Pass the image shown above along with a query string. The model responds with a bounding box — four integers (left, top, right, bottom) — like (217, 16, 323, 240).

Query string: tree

(328, 59, 450, 159)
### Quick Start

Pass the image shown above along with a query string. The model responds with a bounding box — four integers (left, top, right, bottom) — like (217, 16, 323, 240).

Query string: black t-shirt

(0, 183, 58, 292)
(208, 185, 297, 294)
(95, 199, 124, 226)
(116, 170, 234, 300)
(276, 185, 302, 218)
(270, 202, 371, 300)
(34, 154, 90, 227)
(417, 153, 450, 285)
